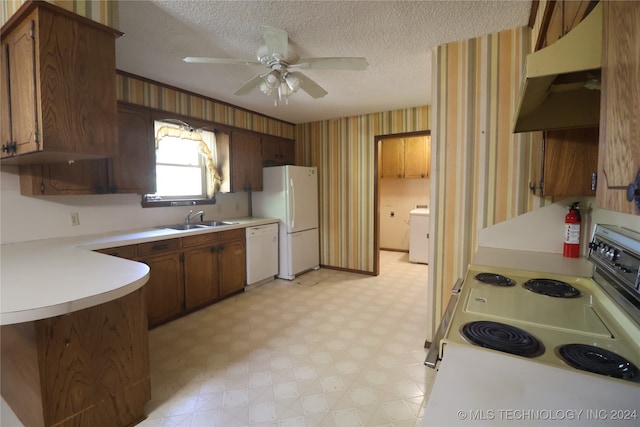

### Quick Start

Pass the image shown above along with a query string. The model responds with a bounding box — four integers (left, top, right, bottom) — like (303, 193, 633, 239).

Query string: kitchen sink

(198, 221, 239, 227)
(159, 221, 238, 231)
(160, 224, 210, 231)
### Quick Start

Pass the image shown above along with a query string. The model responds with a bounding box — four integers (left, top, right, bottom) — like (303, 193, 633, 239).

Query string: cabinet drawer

(182, 232, 219, 248)
(137, 239, 181, 256)
(217, 228, 245, 242)
(95, 245, 138, 259)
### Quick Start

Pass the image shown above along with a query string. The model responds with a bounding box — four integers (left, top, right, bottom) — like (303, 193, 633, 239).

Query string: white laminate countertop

(473, 246, 594, 278)
(423, 343, 640, 426)
(0, 217, 278, 325)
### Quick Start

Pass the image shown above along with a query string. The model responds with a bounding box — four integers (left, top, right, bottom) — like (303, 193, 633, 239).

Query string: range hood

(513, 3, 602, 133)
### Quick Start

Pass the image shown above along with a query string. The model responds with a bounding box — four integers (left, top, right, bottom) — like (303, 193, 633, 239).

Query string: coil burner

(557, 344, 640, 383)
(523, 278, 581, 298)
(474, 273, 516, 287)
(461, 321, 544, 358)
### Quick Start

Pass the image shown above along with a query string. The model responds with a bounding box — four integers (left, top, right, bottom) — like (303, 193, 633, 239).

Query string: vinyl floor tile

(136, 251, 432, 426)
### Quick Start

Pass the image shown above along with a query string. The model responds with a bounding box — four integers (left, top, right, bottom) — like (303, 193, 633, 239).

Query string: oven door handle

(425, 278, 463, 368)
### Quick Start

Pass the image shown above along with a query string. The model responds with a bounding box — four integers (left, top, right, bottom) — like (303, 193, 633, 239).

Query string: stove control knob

(613, 250, 621, 263)
(606, 249, 616, 262)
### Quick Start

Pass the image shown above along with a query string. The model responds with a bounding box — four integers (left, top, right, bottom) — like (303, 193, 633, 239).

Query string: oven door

(425, 278, 462, 368)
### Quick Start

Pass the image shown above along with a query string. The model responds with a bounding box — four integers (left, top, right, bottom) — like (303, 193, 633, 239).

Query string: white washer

(409, 208, 429, 264)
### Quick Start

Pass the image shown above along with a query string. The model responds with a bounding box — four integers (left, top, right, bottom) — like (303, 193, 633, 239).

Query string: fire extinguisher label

(565, 224, 580, 244)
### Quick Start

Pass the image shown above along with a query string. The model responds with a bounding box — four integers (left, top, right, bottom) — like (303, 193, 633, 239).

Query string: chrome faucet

(185, 209, 204, 224)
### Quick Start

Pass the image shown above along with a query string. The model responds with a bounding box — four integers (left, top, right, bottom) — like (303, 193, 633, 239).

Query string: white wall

(379, 177, 430, 250)
(0, 167, 250, 244)
(478, 197, 640, 254)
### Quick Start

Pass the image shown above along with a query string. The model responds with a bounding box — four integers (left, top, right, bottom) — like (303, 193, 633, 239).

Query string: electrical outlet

(235, 202, 240, 212)
(69, 212, 80, 226)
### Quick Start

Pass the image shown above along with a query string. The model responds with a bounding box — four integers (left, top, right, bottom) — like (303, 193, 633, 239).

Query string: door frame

(373, 130, 431, 275)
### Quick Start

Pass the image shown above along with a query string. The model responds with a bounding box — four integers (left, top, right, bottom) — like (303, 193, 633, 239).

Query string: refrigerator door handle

(289, 178, 295, 229)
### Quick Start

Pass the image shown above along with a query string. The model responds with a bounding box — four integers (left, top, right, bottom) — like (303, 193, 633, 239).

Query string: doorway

(373, 131, 431, 274)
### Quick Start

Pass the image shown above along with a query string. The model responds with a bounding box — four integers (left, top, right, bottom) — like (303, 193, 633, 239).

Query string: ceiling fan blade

(289, 71, 328, 99)
(183, 57, 260, 66)
(234, 74, 266, 96)
(293, 57, 369, 71)
(262, 26, 288, 57)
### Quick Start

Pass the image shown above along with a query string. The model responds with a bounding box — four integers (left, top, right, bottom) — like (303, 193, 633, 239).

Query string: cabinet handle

(210, 247, 217, 253)
(218, 245, 225, 251)
(109, 185, 118, 193)
(2, 141, 17, 155)
(152, 244, 168, 251)
(627, 171, 640, 208)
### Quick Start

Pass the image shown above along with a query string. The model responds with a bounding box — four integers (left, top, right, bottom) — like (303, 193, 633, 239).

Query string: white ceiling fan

(183, 26, 368, 104)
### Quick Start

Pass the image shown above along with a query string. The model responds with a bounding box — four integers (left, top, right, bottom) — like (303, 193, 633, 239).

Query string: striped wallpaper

(296, 108, 431, 273)
(116, 73, 296, 139)
(430, 27, 534, 321)
(1, 0, 118, 28)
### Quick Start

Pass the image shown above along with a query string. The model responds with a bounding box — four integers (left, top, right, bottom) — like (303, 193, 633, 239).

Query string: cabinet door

(1, 43, 12, 156)
(404, 136, 430, 178)
(542, 128, 598, 197)
(381, 138, 404, 178)
(231, 131, 262, 192)
(138, 252, 184, 328)
(218, 239, 246, 298)
(183, 246, 219, 310)
(262, 136, 295, 166)
(109, 105, 155, 194)
(598, 1, 640, 215)
(538, 0, 595, 49)
(19, 161, 108, 195)
(4, 16, 39, 157)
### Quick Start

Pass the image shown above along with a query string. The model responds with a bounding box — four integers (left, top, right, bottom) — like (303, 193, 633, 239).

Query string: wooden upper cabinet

(538, 0, 598, 49)
(380, 136, 430, 179)
(597, 1, 640, 215)
(537, 128, 599, 197)
(262, 136, 295, 166)
(19, 160, 108, 195)
(0, 1, 121, 164)
(404, 136, 431, 179)
(109, 104, 156, 194)
(230, 131, 263, 192)
(381, 138, 405, 178)
(19, 104, 156, 195)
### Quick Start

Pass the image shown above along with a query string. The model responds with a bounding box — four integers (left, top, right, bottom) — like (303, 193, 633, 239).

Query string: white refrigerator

(252, 166, 319, 280)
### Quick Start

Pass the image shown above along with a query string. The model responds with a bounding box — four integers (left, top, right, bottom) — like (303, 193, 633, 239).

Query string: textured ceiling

(116, 0, 531, 124)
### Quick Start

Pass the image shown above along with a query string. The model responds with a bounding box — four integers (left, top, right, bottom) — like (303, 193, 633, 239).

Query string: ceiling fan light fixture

(283, 72, 300, 92)
(259, 81, 274, 95)
(264, 70, 281, 89)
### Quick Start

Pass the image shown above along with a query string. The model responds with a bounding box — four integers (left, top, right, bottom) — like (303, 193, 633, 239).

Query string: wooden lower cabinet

(138, 251, 184, 328)
(184, 245, 219, 310)
(97, 229, 246, 329)
(0, 287, 150, 427)
(183, 229, 246, 311)
(218, 239, 246, 298)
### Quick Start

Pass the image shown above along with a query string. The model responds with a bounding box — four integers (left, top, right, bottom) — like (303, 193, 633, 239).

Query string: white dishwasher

(246, 223, 279, 286)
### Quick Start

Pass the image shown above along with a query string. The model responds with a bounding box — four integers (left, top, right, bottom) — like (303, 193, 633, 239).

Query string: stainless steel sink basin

(158, 221, 238, 231)
(161, 224, 210, 231)
(198, 221, 238, 227)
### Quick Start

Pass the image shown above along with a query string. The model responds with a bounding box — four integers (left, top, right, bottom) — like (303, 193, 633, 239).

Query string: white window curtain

(155, 123, 223, 198)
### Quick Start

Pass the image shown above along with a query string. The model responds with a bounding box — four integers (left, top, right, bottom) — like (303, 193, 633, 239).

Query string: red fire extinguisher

(564, 202, 581, 258)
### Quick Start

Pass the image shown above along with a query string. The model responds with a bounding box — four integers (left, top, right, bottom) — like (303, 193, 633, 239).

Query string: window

(144, 120, 223, 206)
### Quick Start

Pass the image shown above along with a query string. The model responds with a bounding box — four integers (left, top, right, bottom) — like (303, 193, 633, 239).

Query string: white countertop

(0, 217, 278, 325)
(423, 343, 640, 427)
(473, 246, 594, 277)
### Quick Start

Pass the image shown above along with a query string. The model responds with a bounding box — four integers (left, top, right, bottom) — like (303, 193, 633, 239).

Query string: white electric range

(423, 224, 640, 426)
